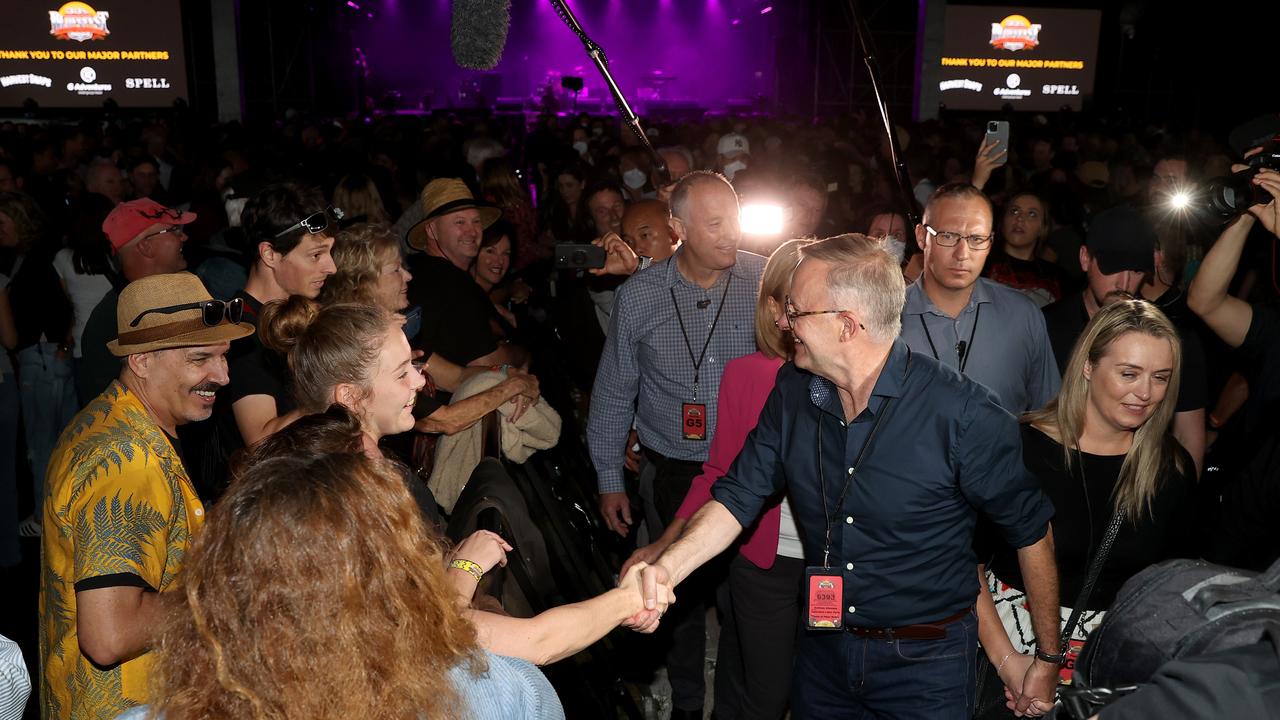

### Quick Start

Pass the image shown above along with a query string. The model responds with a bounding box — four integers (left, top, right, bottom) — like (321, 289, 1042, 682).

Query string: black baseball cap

(1085, 206, 1156, 275)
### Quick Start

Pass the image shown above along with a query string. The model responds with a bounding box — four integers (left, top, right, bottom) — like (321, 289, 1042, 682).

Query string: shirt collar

(806, 340, 912, 418)
(904, 276, 992, 317)
(664, 246, 746, 289)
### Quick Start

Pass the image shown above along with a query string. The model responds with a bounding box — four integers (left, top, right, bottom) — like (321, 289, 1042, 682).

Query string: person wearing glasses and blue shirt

(900, 183, 1061, 415)
(40, 272, 252, 720)
(629, 234, 1062, 719)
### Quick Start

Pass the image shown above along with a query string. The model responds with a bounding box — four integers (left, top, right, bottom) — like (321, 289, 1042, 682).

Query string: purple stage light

(346, 0, 359, 8)
(350, 0, 777, 114)
(760, 5, 772, 14)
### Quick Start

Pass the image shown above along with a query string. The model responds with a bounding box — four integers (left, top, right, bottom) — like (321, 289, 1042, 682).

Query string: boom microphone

(451, 0, 511, 70)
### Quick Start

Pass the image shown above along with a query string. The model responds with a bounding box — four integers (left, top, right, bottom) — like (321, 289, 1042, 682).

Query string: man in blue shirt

(632, 234, 1063, 718)
(588, 171, 764, 719)
(901, 183, 1060, 414)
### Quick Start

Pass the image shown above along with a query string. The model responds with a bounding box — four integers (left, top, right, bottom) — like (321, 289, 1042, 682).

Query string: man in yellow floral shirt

(40, 272, 252, 719)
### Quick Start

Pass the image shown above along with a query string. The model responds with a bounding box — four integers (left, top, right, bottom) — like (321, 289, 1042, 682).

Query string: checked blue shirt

(588, 248, 765, 494)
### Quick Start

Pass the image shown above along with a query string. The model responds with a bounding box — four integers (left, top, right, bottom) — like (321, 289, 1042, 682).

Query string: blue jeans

(0, 371, 20, 566)
(18, 343, 79, 518)
(791, 609, 978, 719)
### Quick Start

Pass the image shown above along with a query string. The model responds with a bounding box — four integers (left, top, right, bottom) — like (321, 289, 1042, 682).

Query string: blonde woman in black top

(976, 298, 1195, 717)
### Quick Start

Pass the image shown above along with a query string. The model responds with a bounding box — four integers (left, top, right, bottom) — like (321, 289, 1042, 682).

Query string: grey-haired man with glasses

(901, 183, 1060, 414)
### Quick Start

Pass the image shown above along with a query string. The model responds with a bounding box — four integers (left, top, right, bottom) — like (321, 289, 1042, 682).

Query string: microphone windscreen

(451, 0, 512, 71)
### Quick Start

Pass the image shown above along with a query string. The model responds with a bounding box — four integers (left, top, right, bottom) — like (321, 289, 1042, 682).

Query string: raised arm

(1187, 214, 1256, 348)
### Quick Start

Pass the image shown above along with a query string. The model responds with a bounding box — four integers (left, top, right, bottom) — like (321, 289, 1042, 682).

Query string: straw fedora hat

(107, 272, 254, 356)
(406, 178, 502, 251)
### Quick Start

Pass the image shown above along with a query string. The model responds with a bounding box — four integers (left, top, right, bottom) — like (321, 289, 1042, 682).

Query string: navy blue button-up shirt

(711, 340, 1054, 628)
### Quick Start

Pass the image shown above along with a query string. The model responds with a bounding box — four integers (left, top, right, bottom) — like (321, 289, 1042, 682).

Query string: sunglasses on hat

(129, 298, 245, 328)
(274, 206, 346, 238)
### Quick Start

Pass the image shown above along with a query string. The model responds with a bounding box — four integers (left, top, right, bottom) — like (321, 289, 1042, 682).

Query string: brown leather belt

(845, 608, 970, 641)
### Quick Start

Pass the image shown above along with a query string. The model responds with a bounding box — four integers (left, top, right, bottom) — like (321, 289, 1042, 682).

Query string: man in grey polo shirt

(901, 183, 1060, 413)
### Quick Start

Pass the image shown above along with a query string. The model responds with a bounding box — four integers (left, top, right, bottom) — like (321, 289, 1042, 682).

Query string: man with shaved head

(621, 199, 678, 265)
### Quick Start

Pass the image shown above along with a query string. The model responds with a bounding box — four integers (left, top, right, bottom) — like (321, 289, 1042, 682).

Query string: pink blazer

(674, 351, 786, 569)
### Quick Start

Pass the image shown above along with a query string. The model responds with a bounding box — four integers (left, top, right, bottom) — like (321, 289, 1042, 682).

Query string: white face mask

(573, 141, 589, 155)
(881, 234, 906, 263)
(723, 160, 747, 181)
(623, 168, 647, 189)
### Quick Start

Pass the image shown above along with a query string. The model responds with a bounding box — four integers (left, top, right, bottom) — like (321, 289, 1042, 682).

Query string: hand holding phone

(554, 243, 608, 270)
(983, 121, 1010, 165)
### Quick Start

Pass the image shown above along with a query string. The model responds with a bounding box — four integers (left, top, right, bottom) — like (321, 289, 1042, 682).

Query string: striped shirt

(588, 248, 765, 494)
(0, 634, 30, 720)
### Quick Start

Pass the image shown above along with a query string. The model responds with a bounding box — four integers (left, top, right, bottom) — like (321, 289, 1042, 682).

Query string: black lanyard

(919, 302, 982, 375)
(669, 273, 732, 401)
(815, 351, 908, 568)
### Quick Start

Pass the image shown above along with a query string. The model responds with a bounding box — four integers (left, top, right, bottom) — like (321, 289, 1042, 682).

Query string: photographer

(1186, 151, 1280, 571)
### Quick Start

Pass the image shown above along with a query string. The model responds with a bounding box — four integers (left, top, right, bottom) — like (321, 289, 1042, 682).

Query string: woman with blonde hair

(320, 222, 413, 311)
(621, 238, 813, 720)
(258, 300, 651, 667)
(975, 298, 1196, 718)
(318, 223, 537, 435)
(119, 410, 572, 720)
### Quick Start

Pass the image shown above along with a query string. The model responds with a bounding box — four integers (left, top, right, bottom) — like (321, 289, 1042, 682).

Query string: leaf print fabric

(39, 381, 205, 720)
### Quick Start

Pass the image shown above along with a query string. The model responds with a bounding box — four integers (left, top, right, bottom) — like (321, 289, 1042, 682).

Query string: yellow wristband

(449, 559, 483, 582)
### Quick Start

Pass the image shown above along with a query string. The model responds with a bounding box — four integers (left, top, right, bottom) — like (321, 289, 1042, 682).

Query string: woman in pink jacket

(623, 238, 810, 720)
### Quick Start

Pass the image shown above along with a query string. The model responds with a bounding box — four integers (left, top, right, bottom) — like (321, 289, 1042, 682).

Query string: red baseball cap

(102, 198, 197, 254)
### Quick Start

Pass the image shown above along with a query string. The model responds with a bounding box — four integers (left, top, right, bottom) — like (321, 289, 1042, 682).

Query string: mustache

(193, 382, 222, 393)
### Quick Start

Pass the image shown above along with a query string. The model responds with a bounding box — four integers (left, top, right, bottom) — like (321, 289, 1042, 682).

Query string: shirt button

(848, 605, 857, 613)
(845, 562, 854, 571)
(194, 508, 204, 517)
(847, 467, 854, 475)
(845, 516, 853, 524)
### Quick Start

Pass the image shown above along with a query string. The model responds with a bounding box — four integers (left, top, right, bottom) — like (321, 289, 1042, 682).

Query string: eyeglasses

(923, 224, 994, 250)
(784, 295, 863, 330)
(129, 298, 245, 328)
(146, 225, 186, 240)
(274, 206, 346, 238)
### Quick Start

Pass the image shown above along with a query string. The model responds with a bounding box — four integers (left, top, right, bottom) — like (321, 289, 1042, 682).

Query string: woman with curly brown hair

(116, 409, 568, 720)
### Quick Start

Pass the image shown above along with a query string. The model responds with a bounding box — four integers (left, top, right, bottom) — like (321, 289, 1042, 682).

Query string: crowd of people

(0, 103, 1278, 719)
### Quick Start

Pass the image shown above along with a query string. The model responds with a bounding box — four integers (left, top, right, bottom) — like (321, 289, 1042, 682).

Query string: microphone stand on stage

(847, 0, 918, 227)
(547, 0, 671, 187)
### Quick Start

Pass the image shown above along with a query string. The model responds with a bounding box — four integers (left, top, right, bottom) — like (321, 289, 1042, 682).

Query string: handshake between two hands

(615, 561, 677, 634)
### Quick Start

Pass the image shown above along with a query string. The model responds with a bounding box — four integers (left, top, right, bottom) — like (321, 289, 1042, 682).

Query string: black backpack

(1074, 556, 1280, 688)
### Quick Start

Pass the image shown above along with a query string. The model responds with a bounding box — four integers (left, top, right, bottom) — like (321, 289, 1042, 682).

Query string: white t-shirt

(776, 497, 806, 559)
(52, 248, 113, 359)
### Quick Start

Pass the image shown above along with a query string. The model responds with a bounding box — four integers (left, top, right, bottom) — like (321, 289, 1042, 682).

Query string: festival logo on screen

(48, 2, 111, 43)
(989, 15, 1041, 52)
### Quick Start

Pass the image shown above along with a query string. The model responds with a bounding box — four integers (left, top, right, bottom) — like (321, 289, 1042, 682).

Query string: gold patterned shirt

(39, 381, 205, 720)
